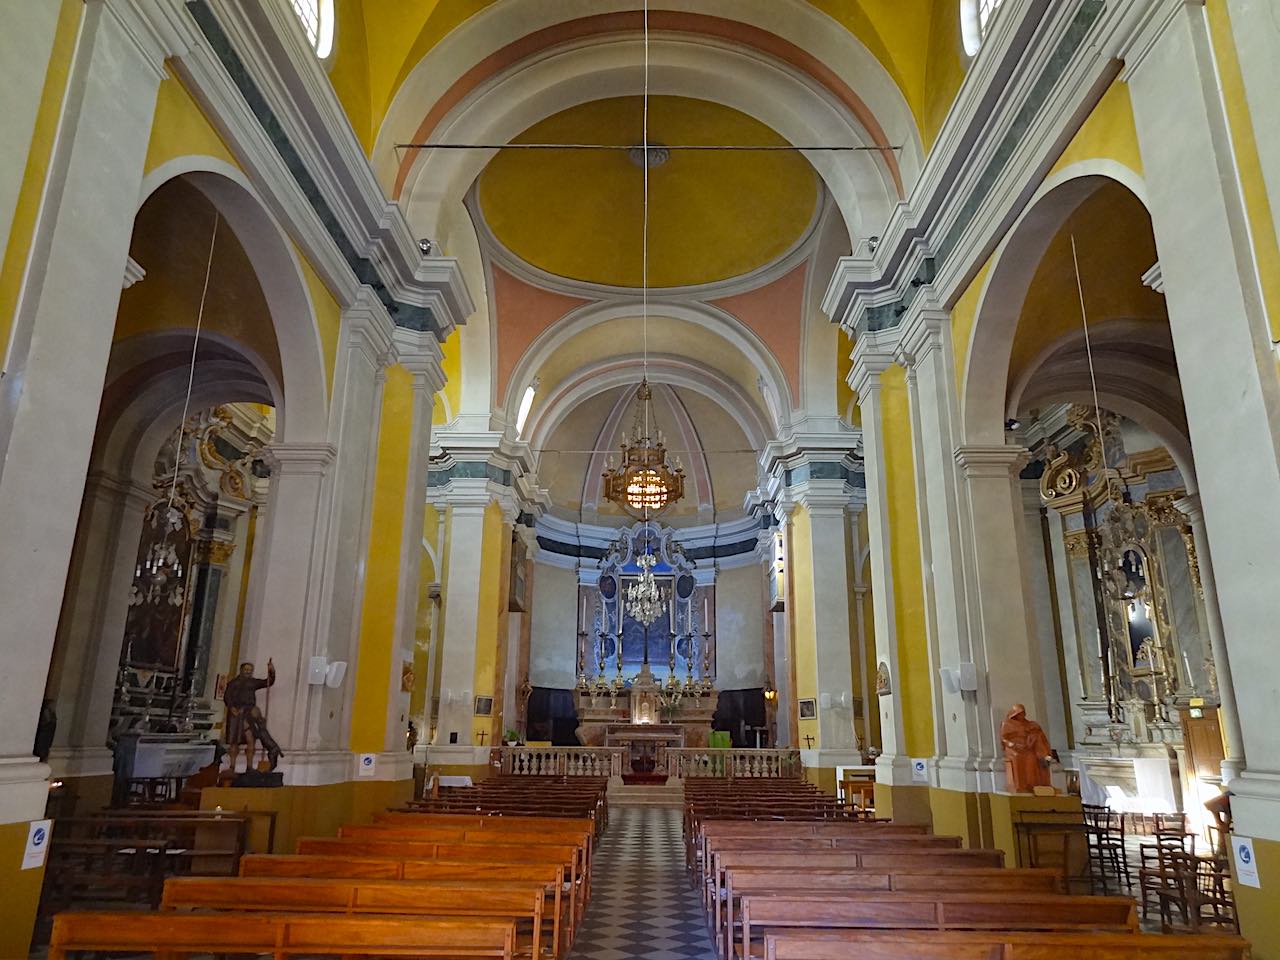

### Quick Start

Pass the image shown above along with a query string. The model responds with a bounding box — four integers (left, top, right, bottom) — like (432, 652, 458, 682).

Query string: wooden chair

(1081, 803, 1129, 892)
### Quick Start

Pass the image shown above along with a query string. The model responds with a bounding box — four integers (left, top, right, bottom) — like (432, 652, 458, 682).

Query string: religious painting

(400, 660, 415, 694)
(474, 695, 494, 717)
(798, 698, 817, 720)
(508, 534, 528, 612)
(875, 661, 892, 696)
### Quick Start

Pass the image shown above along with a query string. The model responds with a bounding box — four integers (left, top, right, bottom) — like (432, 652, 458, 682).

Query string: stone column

(1125, 4, 1280, 837)
(898, 311, 978, 790)
(319, 291, 394, 751)
(1020, 481, 1071, 753)
(954, 444, 1046, 789)
(182, 528, 237, 701)
(1174, 493, 1245, 781)
(44, 473, 153, 781)
(0, 0, 167, 825)
(849, 334, 911, 783)
(237, 442, 336, 781)
(790, 482, 862, 770)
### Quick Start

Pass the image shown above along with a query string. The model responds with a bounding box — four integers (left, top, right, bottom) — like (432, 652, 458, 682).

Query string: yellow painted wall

(349, 364, 414, 753)
(145, 75, 238, 175)
(1048, 79, 1144, 180)
(922, 4, 968, 151)
(328, 0, 373, 151)
(435, 329, 461, 426)
(951, 257, 992, 394)
(790, 504, 820, 749)
(295, 247, 342, 393)
(0, 0, 82, 363)
(1234, 834, 1280, 959)
(1206, 0, 1280, 341)
(431, 504, 451, 712)
(0, 819, 46, 960)
(879, 365, 933, 758)
(470, 499, 507, 743)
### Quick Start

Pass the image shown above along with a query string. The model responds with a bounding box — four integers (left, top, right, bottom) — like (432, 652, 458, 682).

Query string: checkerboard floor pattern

(569, 806, 716, 960)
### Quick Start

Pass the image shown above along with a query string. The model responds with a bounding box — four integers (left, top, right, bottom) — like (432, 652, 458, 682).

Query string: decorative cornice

(391, 326, 447, 394)
(122, 256, 147, 289)
(954, 443, 1031, 479)
(263, 441, 336, 475)
(1141, 261, 1164, 295)
(847, 327, 902, 398)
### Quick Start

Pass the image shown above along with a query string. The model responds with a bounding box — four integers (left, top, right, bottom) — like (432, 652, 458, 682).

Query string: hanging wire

(1069, 234, 1118, 494)
(165, 213, 220, 515)
(641, 0, 650, 387)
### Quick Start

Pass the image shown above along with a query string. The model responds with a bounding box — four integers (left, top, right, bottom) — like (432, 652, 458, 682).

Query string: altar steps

(607, 775, 685, 807)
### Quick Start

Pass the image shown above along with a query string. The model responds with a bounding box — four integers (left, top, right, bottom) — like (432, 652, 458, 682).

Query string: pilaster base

(47, 746, 113, 780)
(423, 744, 493, 781)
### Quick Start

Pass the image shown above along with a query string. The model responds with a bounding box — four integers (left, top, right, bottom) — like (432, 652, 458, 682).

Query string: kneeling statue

(223, 659, 282, 773)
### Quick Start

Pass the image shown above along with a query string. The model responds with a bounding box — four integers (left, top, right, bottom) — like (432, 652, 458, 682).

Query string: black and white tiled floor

(570, 806, 716, 960)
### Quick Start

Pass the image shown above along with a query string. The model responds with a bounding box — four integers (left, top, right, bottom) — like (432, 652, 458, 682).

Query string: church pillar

(954, 443, 1046, 789)
(347, 329, 442, 782)
(1174, 493, 1245, 781)
(1125, 5, 1280, 911)
(0, 2, 167, 950)
(848, 335, 914, 788)
(43, 473, 152, 785)
(787, 478, 863, 781)
(897, 310, 979, 791)
(238, 442, 336, 777)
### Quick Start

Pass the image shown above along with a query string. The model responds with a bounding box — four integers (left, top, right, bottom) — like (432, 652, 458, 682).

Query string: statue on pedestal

(223, 659, 282, 773)
(1000, 703, 1054, 793)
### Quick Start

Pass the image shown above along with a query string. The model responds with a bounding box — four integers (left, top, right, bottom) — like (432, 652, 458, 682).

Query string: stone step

(607, 775, 685, 806)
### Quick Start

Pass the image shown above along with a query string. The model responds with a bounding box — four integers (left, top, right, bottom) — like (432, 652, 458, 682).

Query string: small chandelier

(602, 380, 685, 519)
(626, 552, 667, 626)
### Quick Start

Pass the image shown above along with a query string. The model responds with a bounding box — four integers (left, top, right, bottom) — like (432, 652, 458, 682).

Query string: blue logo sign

(32, 827, 46, 847)
(361, 756, 373, 767)
(1238, 844, 1252, 865)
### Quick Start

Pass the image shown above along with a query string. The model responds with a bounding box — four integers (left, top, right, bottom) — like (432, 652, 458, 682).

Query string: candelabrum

(698, 629, 714, 695)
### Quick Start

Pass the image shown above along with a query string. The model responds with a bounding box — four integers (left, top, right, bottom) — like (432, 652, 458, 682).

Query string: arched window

(287, 0, 334, 59)
(961, 0, 1005, 57)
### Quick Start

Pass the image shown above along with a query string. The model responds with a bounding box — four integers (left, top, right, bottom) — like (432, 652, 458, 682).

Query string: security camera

(418, 238, 435, 256)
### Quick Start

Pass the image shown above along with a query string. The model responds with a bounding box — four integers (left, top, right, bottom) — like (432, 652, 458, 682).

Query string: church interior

(3, 0, 1280, 957)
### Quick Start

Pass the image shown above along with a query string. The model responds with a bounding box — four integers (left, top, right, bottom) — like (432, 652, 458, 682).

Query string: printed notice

(22, 819, 52, 870)
(1232, 835, 1261, 888)
(910, 758, 928, 783)
(358, 753, 377, 778)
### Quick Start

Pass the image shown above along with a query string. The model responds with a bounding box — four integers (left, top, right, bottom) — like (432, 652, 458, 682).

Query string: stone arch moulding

(137, 156, 330, 444)
(959, 159, 1151, 447)
(395, 36, 898, 254)
(377, 0, 921, 201)
(504, 299, 792, 437)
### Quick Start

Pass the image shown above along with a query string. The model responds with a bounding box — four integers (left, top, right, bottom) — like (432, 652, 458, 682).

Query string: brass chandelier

(601, 380, 685, 519)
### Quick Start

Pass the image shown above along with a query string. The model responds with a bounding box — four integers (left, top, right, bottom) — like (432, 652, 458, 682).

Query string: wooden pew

(162, 876, 549, 959)
(761, 930, 1251, 960)
(693, 819, 932, 876)
(718, 868, 1064, 960)
(296, 837, 585, 929)
(736, 892, 1138, 960)
(49, 911, 515, 960)
(238, 855, 570, 956)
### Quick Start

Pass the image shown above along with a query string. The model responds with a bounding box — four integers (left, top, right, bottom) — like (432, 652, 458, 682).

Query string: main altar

(574, 524, 719, 765)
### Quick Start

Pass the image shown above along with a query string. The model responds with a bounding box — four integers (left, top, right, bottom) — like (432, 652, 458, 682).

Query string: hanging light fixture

(600, 1, 685, 520)
(625, 551, 668, 626)
(602, 381, 685, 518)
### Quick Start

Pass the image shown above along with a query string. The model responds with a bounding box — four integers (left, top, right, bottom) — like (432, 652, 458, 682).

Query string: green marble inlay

(186, 1, 436, 333)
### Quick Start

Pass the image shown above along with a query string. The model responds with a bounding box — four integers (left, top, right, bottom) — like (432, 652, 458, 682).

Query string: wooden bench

(162, 876, 550, 959)
(761, 930, 1251, 960)
(239, 854, 570, 953)
(736, 892, 1138, 959)
(693, 819, 932, 874)
(718, 868, 1064, 960)
(49, 911, 515, 960)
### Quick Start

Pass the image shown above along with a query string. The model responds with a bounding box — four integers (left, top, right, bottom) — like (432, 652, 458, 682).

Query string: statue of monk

(1000, 703, 1054, 793)
(223, 659, 281, 773)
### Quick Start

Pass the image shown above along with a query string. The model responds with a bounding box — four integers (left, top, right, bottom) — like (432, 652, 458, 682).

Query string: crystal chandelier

(625, 552, 667, 626)
(602, 381, 685, 519)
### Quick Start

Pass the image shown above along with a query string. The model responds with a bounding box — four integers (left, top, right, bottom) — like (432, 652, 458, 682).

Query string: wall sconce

(763, 679, 777, 702)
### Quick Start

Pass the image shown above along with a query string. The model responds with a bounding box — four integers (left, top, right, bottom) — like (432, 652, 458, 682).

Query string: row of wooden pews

(685, 778, 1250, 960)
(49, 794, 595, 960)
(408, 773, 610, 835)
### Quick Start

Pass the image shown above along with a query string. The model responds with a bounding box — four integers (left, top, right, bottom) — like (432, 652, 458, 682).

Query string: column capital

(954, 443, 1031, 479)
(85, 470, 153, 510)
(264, 442, 336, 476)
(896, 307, 950, 368)
(848, 327, 902, 398)
(1172, 492, 1203, 525)
(392, 327, 447, 394)
(344, 287, 396, 367)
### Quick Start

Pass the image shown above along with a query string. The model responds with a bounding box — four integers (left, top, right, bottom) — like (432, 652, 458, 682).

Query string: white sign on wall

(358, 753, 377, 778)
(910, 758, 928, 783)
(22, 819, 52, 870)
(1232, 835, 1261, 888)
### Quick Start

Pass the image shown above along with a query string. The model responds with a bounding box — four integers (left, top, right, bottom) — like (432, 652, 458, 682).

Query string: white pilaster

(1125, 3, 1280, 839)
(0, 0, 165, 824)
(44, 473, 153, 779)
(849, 332, 911, 784)
(954, 443, 1045, 791)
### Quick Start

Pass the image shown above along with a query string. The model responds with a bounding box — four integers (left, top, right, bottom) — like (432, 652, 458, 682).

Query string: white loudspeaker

(939, 667, 960, 695)
(308, 656, 329, 685)
(324, 660, 347, 688)
(958, 662, 979, 692)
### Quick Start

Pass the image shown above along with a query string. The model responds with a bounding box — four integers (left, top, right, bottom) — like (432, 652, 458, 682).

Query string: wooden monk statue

(1000, 703, 1053, 793)
(223, 659, 282, 773)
